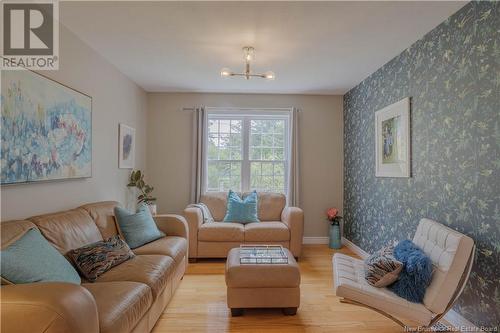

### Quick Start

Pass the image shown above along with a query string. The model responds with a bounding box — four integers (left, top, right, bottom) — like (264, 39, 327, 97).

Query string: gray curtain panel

(287, 107, 300, 207)
(191, 106, 207, 203)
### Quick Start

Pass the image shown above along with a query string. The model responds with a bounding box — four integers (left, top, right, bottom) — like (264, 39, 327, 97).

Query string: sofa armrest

(1, 282, 99, 333)
(281, 207, 304, 258)
(154, 214, 189, 239)
(183, 207, 203, 258)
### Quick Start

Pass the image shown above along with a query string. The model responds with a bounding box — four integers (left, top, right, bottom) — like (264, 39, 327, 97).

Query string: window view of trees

(250, 120, 286, 193)
(206, 115, 287, 194)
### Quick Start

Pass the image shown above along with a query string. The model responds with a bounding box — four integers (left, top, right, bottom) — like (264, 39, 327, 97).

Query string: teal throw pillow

(1, 228, 81, 284)
(223, 190, 259, 224)
(114, 204, 165, 249)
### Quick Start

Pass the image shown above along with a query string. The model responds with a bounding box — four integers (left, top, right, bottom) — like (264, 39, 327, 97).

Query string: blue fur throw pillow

(388, 239, 433, 303)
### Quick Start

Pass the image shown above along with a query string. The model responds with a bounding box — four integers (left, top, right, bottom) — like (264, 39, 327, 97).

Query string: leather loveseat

(1, 201, 188, 333)
(184, 192, 304, 260)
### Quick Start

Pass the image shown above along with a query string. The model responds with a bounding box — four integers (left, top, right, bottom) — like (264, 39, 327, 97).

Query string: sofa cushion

(244, 192, 285, 221)
(0, 220, 37, 250)
(80, 201, 120, 239)
(200, 192, 228, 221)
(83, 281, 152, 333)
(198, 222, 244, 242)
(95, 254, 173, 299)
(133, 236, 187, 264)
(244, 222, 290, 242)
(29, 208, 103, 255)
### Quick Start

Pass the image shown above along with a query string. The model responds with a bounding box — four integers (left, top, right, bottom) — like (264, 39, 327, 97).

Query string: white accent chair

(333, 218, 475, 329)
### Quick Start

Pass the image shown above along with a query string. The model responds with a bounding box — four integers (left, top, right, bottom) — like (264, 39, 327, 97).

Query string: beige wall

(0, 26, 147, 220)
(147, 93, 343, 237)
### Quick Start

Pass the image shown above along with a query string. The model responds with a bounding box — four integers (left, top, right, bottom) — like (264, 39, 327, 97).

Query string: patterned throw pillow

(67, 235, 135, 282)
(364, 245, 403, 288)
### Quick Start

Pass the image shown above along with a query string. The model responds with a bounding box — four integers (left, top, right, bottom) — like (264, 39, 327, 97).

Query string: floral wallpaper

(343, 1, 499, 328)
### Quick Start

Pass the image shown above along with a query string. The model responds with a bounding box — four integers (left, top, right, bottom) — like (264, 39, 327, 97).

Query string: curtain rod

(181, 107, 299, 112)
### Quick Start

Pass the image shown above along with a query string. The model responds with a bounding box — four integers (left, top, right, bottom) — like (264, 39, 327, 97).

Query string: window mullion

(241, 117, 250, 192)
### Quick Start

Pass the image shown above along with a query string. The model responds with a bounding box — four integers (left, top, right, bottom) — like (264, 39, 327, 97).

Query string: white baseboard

(303, 237, 329, 244)
(340, 237, 478, 331)
(341, 237, 368, 258)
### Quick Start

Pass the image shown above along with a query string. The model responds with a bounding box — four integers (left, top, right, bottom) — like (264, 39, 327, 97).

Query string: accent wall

(343, 1, 499, 327)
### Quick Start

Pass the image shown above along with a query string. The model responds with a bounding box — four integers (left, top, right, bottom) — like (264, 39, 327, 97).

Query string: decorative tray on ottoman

(239, 245, 289, 264)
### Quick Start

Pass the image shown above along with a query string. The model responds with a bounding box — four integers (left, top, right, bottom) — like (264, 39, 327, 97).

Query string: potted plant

(326, 207, 342, 249)
(127, 170, 157, 215)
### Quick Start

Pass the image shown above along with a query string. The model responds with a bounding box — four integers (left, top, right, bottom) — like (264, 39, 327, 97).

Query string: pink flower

(326, 208, 338, 221)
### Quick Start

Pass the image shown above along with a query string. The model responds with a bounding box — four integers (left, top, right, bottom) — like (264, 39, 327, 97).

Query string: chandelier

(220, 46, 275, 80)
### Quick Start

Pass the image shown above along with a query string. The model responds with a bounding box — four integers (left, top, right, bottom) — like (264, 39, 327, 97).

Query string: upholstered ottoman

(225, 247, 301, 316)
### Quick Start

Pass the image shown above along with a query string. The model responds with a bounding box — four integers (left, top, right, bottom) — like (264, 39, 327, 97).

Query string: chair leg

(339, 298, 406, 327)
(231, 308, 244, 317)
(283, 307, 297, 316)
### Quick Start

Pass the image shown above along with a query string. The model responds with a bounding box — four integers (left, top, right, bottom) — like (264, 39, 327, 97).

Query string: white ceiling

(60, 1, 466, 95)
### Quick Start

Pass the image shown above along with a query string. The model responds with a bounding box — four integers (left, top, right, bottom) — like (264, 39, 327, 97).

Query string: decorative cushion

(223, 190, 259, 224)
(67, 235, 135, 282)
(388, 240, 433, 303)
(0, 228, 81, 284)
(114, 204, 165, 249)
(364, 245, 402, 287)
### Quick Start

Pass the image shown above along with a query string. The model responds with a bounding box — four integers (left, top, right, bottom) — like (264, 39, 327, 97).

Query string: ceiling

(60, 1, 466, 95)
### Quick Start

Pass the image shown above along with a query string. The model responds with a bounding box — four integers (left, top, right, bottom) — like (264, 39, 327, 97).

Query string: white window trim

(204, 107, 292, 195)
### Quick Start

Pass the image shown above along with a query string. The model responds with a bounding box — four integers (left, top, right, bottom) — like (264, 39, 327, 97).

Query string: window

(205, 109, 290, 194)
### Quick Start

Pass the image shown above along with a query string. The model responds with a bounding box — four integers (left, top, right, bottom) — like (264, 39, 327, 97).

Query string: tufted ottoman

(225, 247, 301, 316)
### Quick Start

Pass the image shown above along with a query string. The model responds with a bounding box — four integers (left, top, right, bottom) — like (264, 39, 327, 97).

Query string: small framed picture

(119, 124, 135, 169)
(375, 98, 411, 178)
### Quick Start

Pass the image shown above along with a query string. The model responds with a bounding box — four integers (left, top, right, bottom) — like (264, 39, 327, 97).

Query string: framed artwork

(118, 123, 135, 169)
(375, 97, 410, 178)
(1, 70, 92, 185)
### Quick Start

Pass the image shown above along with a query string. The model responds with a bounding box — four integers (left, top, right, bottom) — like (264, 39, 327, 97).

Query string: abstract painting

(1, 70, 92, 185)
(374, 98, 410, 177)
(118, 123, 135, 169)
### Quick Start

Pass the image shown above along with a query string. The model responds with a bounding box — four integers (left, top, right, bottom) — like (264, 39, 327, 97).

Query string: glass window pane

(251, 162, 261, 176)
(250, 134, 261, 147)
(262, 148, 273, 160)
(230, 120, 242, 133)
(219, 134, 230, 148)
(219, 120, 230, 133)
(274, 134, 284, 147)
(229, 133, 241, 148)
(208, 135, 218, 160)
(219, 148, 230, 160)
(274, 120, 285, 133)
(262, 162, 273, 175)
(207, 161, 241, 192)
(274, 148, 284, 160)
(250, 148, 261, 160)
(209, 120, 218, 133)
(262, 134, 273, 147)
(275, 163, 285, 176)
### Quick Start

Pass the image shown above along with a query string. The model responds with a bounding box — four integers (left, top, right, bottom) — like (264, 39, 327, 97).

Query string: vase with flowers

(326, 208, 342, 249)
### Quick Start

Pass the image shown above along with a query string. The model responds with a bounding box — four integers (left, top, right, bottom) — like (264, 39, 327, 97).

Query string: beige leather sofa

(1, 201, 188, 333)
(184, 192, 304, 259)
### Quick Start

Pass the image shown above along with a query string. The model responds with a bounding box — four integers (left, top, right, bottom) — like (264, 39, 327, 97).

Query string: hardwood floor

(152, 245, 405, 332)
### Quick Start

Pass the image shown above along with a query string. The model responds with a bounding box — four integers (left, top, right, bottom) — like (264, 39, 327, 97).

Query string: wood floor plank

(152, 245, 404, 332)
